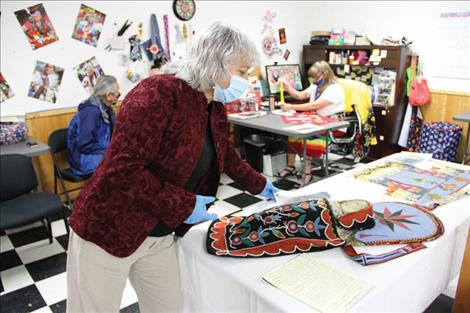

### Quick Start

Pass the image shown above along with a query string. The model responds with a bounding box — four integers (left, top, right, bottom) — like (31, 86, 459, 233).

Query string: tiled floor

(0, 154, 454, 313)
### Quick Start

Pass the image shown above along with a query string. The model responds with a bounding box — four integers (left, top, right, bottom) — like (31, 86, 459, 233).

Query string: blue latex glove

(259, 180, 279, 201)
(184, 195, 217, 224)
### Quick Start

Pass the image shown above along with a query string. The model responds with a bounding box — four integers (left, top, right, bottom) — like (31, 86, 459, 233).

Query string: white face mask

(214, 74, 250, 103)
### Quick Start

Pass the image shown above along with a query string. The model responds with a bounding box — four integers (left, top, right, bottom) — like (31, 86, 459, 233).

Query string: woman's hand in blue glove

(184, 195, 217, 224)
(259, 180, 279, 201)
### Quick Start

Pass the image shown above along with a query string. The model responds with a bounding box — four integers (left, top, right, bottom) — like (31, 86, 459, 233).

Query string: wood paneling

(421, 90, 470, 163)
(453, 227, 470, 313)
(25, 103, 121, 199)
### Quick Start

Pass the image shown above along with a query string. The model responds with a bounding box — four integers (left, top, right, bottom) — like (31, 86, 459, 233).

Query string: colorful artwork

(281, 112, 339, 125)
(71, 4, 106, 47)
(207, 196, 443, 266)
(354, 202, 443, 244)
(207, 197, 344, 258)
(14, 3, 59, 50)
(28, 61, 64, 103)
(342, 201, 444, 266)
(73, 57, 105, 93)
(265, 64, 303, 93)
(260, 10, 281, 58)
(354, 161, 470, 210)
(0, 73, 15, 103)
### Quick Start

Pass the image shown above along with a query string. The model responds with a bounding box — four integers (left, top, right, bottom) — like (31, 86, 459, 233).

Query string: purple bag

(418, 122, 462, 161)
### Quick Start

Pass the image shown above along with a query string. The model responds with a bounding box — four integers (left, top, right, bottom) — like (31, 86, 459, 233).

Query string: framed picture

(265, 64, 303, 94)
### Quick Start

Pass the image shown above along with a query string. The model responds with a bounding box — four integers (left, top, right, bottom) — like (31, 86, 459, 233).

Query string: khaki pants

(66, 230, 181, 313)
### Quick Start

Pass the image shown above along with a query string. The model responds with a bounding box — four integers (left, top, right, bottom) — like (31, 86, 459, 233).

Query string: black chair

(328, 108, 362, 155)
(310, 107, 364, 177)
(48, 128, 91, 209)
(0, 154, 70, 243)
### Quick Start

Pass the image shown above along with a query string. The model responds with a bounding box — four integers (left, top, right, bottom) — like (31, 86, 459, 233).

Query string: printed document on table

(262, 254, 373, 313)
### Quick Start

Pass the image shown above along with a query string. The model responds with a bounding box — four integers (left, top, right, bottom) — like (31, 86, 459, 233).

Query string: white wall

(1, 1, 469, 118)
(0, 0, 313, 117)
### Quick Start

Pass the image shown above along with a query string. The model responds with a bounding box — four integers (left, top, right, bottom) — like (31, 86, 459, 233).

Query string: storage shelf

(305, 45, 406, 50)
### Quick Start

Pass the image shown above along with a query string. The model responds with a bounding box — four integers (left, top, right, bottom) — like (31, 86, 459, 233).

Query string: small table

(0, 137, 50, 157)
(228, 112, 349, 181)
(453, 111, 470, 164)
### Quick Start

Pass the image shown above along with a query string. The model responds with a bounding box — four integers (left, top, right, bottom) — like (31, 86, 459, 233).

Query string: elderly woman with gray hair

(66, 22, 278, 313)
(67, 75, 120, 176)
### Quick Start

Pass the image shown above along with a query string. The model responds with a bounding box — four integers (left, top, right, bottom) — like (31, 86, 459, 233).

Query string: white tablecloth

(178, 154, 470, 313)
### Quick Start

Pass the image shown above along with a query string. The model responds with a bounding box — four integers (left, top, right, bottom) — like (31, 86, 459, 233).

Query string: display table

(178, 153, 470, 313)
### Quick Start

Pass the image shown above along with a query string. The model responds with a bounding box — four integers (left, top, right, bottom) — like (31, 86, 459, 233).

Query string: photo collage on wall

(0, 73, 15, 103)
(71, 4, 106, 47)
(14, 3, 59, 50)
(6, 2, 187, 106)
(28, 61, 64, 103)
(74, 57, 105, 93)
(10, 3, 108, 104)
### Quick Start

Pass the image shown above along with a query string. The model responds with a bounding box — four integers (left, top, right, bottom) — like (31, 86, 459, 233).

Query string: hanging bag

(406, 106, 423, 151)
(409, 61, 431, 107)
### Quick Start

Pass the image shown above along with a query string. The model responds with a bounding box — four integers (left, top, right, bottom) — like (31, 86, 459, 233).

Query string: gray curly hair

(161, 22, 259, 91)
(93, 75, 118, 97)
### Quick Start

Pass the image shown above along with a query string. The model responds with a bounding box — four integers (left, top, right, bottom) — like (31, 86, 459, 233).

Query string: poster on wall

(432, 12, 470, 80)
(28, 61, 64, 103)
(0, 73, 15, 103)
(73, 57, 105, 93)
(14, 3, 59, 50)
(71, 4, 106, 47)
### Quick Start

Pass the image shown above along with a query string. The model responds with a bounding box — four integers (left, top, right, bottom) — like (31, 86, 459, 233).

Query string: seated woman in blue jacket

(67, 75, 120, 176)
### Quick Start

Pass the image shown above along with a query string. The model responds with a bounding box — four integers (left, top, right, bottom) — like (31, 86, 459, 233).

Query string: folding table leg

(462, 124, 470, 165)
(302, 138, 308, 183)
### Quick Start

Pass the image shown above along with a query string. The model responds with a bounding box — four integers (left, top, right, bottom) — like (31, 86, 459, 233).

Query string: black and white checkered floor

(0, 154, 454, 313)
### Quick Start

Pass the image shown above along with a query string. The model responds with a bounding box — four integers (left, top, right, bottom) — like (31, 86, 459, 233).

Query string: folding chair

(48, 128, 91, 209)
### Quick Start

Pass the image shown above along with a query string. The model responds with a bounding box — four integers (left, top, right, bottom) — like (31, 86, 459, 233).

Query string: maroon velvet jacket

(68, 75, 266, 257)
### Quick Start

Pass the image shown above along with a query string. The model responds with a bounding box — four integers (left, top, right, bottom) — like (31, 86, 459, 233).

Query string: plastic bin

(243, 134, 284, 173)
